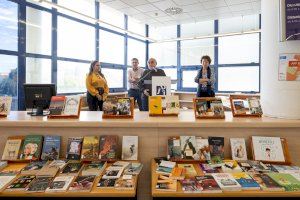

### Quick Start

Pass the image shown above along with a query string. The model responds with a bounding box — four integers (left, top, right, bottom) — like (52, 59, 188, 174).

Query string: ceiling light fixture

(165, 7, 183, 15)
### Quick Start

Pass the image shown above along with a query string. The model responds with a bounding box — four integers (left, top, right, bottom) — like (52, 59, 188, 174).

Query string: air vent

(164, 7, 183, 15)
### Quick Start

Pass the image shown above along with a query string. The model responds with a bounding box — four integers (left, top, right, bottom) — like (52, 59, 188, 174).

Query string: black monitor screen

(24, 84, 56, 109)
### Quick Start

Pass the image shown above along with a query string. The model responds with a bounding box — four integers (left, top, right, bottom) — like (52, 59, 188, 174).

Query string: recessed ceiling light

(164, 7, 183, 15)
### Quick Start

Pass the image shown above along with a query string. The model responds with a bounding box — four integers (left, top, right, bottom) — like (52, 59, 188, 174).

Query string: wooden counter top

(0, 111, 299, 128)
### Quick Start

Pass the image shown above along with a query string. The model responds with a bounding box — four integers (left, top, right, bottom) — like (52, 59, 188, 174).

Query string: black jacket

(138, 68, 166, 96)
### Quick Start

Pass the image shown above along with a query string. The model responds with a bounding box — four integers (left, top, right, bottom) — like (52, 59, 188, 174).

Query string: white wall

(261, 0, 300, 119)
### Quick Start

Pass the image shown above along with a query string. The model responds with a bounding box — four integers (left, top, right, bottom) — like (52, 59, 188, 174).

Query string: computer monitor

(24, 84, 56, 116)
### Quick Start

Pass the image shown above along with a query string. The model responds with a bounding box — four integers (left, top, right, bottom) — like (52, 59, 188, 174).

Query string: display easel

(102, 97, 134, 119)
(230, 95, 262, 117)
(47, 98, 83, 119)
(193, 97, 225, 119)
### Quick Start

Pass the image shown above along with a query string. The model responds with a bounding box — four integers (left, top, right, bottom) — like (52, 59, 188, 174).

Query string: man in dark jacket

(138, 58, 166, 111)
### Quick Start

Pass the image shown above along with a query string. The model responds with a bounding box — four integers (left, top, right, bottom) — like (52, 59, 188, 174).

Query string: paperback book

(195, 99, 208, 116)
(180, 136, 197, 159)
(208, 137, 225, 163)
(36, 164, 60, 177)
(195, 175, 222, 193)
(60, 162, 83, 176)
(115, 177, 135, 190)
(167, 136, 182, 160)
(81, 162, 107, 176)
(66, 137, 83, 160)
(102, 166, 124, 179)
(0, 163, 28, 176)
(155, 175, 177, 192)
(164, 95, 180, 114)
(2, 136, 24, 160)
(196, 137, 211, 161)
(41, 135, 61, 161)
(180, 178, 202, 193)
(122, 136, 138, 160)
(251, 173, 284, 191)
(177, 164, 198, 177)
(63, 95, 81, 116)
(0, 96, 12, 116)
(99, 135, 118, 160)
(48, 160, 68, 170)
(97, 178, 117, 188)
(6, 175, 35, 191)
(267, 173, 300, 191)
(26, 177, 53, 192)
(68, 175, 96, 192)
(81, 136, 100, 160)
(230, 138, 248, 161)
(45, 176, 74, 192)
(149, 96, 163, 115)
(233, 100, 247, 115)
(212, 173, 242, 191)
(221, 160, 243, 173)
(210, 99, 225, 117)
(248, 97, 263, 115)
(0, 176, 16, 192)
(156, 160, 176, 176)
(49, 96, 66, 115)
(21, 161, 48, 175)
(232, 172, 260, 190)
(124, 163, 143, 175)
(19, 135, 43, 161)
(169, 167, 186, 181)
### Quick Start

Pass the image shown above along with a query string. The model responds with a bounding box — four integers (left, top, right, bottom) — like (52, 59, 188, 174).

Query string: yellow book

(149, 96, 162, 115)
(177, 164, 198, 177)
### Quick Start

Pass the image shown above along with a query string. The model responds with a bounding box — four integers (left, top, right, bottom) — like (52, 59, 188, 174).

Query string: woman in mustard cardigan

(86, 61, 109, 111)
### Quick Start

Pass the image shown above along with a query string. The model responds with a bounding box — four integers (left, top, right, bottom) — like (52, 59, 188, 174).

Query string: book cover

(195, 175, 222, 193)
(103, 97, 118, 115)
(99, 135, 118, 160)
(196, 137, 211, 161)
(155, 174, 177, 192)
(26, 177, 53, 192)
(61, 162, 83, 176)
(230, 138, 247, 161)
(45, 176, 74, 192)
(156, 160, 176, 175)
(164, 95, 180, 114)
(0, 161, 7, 171)
(152, 76, 171, 96)
(63, 95, 81, 116)
(212, 173, 242, 191)
(66, 137, 83, 160)
(2, 136, 24, 160)
(111, 161, 130, 168)
(49, 96, 66, 115)
(232, 172, 260, 190)
(81, 162, 107, 176)
(180, 178, 202, 193)
(97, 178, 117, 188)
(248, 97, 263, 115)
(81, 136, 100, 160)
(117, 98, 131, 115)
(267, 173, 300, 191)
(210, 99, 224, 116)
(233, 100, 247, 114)
(122, 136, 138, 160)
(124, 163, 143, 175)
(251, 173, 284, 191)
(102, 166, 124, 179)
(272, 165, 300, 173)
(208, 137, 224, 160)
(239, 160, 270, 173)
(180, 136, 197, 159)
(41, 135, 61, 161)
(48, 160, 68, 170)
(115, 177, 135, 190)
(177, 164, 198, 177)
(200, 163, 220, 174)
(149, 96, 162, 115)
(0, 96, 12, 116)
(36, 164, 59, 178)
(167, 136, 182, 160)
(68, 175, 96, 192)
(0, 176, 16, 191)
(221, 160, 243, 173)
(6, 175, 35, 191)
(252, 136, 285, 162)
(0, 163, 28, 176)
(169, 167, 186, 180)
(21, 161, 48, 175)
(19, 135, 43, 161)
(195, 99, 208, 116)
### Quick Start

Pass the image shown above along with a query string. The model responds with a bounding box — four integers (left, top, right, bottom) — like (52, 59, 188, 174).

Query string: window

(218, 66, 259, 92)
(0, 0, 18, 51)
(149, 25, 177, 40)
(149, 42, 177, 67)
(57, 61, 89, 93)
(0, 54, 18, 110)
(181, 39, 214, 66)
(57, 17, 95, 60)
(26, 58, 51, 84)
(26, 7, 52, 55)
(182, 70, 198, 88)
(219, 14, 259, 34)
(163, 68, 177, 90)
(218, 33, 259, 64)
(128, 17, 145, 36)
(127, 39, 145, 67)
(99, 30, 124, 65)
(102, 68, 124, 88)
(100, 3, 124, 32)
(181, 20, 214, 38)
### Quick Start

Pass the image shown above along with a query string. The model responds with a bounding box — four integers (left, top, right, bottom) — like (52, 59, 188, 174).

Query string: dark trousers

(196, 87, 215, 98)
(141, 94, 149, 111)
(128, 89, 142, 111)
(87, 92, 104, 111)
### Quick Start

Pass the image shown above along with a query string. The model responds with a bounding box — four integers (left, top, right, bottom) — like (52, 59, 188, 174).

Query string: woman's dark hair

(89, 60, 105, 78)
(201, 55, 211, 64)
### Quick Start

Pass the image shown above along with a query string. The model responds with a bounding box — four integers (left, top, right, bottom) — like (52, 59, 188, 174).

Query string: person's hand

(102, 94, 108, 101)
(143, 89, 150, 96)
(96, 93, 102, 101)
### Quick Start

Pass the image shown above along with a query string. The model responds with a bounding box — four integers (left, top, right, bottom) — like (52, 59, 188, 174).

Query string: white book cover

(212, 173, 242, 191)
(252, 136, 285, 162)
(63, 95, 81, 115)
(164, 96, 180, 114)
(112, 161, 130, 168)
(121, 136, 138, 160)
(0, 176, 16, 191)
(180, 136, 197, 159)
(45, 176, 74, 192)
(0, 96, 12, 115)
(230, 138, 248, 161)
(49, 160, 68, 170)
(102, 167, 124, 179)
(195, 137, 211, 161)
(159, 160, 176, 169)
(291, 173, 300, 181)
(152, 76, 171, 96)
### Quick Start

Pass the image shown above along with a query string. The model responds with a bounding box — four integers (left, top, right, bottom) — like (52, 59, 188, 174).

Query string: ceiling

(99, 0, 261, 27)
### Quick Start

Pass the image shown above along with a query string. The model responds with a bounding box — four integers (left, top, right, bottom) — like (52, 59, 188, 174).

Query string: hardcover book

(0, 96, 12, 116)
(180, 136, 197, 159)
(230, 138, 248, 161)
(122, 136, 138, 160)
(0, 163, 28, 176)
(97, 178, 117, 188)
(155, 175, 177, 192)
(149, 96, 163, 115)
(180, 178, 202, 193)
(177, 164, 198, 177)
(195, 99, 208, 116)
(232, 172, 260, 190)
(167, 136, 182, 160)
(26, 177, 53, 192)
(248, 97, 263, 115)
(6, 175, 35, 191)
(81, 162, 107, 176)
(102, 166, 124, 179)
(45, 176, 74, 192)
(41, 135, 61, 161)
(63, 95, 81, 116)
(19, 135, 43, 161)
(0, 176, 16, 192)
(103, 97, 118, 115)
(60, 162, 83, 176)
(99, 135, 118, 160)
(208, 137, 225, 160)
(81, 136, 100, 160)
(116, 98, 131, 115)
(115, 177, 135, 190)
(210, 99, 225, 117)
(251, 173, 284, 191)
(233, 100, 247, 114)
(195, 175, 222, 193)
(2, 136, 24, 160)
(156, 160, 176, 176)
(212, 173, 242, 191)
(164, 95, 180, 114)
(251, 136, 285, 162)
(68, 175, 96, 192)
(66, 137, 83, 160)
(196, 137, 211, 161)
(267, 173, 300, 191)
(21, 161, 48, 175)
(49, 96, 66, 115)
(124, 163, 143, 175)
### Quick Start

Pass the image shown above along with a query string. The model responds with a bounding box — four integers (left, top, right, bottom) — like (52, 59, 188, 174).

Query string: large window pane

(181, 20, 214, 38)
(26, 58, 51, 84)
(127, 39, 145, 67)
(101, 68, 123, 88)
(149, 42, 177, 66)
(58, 17, 95, 60)
(218, 33, 259, 64)
(100, 3, 124, 32)
(26, 7, 51, 55)
(149, 25, 177, 40)
(218, 67, 259, 92)
(128, 17, 145, 36)
(57, 61, 89, 93)
(58, 0, 95, 19)
(181, 39, 214, 66)
(0, 54, 18, 110)
(182, 70, 198, 88)
(163, 68, 177, 90)
(219, 14, 259, 34)
(0, 0, 18, 51)
(99, 30, 124, 65)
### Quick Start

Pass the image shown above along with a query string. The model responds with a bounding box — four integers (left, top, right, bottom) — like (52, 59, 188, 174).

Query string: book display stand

(47, 98, 82, 119)
(230, 95, 262, 118)
(193, 98, 225, 119)
(102, 97, 134, 119)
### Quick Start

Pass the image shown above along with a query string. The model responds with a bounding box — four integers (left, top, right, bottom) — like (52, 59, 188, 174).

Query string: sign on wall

(279, 53, 300, 81)
(285, 0, 300, 40)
